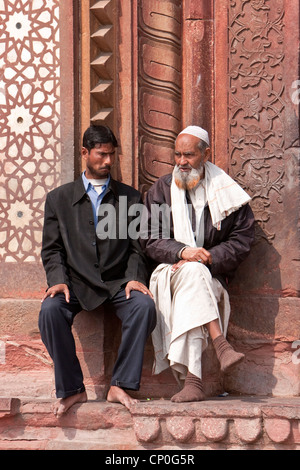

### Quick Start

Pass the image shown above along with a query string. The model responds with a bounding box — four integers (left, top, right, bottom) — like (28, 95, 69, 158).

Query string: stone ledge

(0, 397, 13, 419)
(0, 396, 299, 450)
(130, 396, 300, 448)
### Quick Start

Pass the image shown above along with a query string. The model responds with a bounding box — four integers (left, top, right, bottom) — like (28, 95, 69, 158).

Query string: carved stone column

(182, 0, 214, 140)
(137, 0, 182, 193)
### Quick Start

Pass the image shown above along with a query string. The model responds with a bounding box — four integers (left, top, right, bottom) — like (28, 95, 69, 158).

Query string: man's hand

(181, 247, 212, 265)
(171, 259, 188, 272)
(125, 280, 154, 300)
(41, 283, 70, 303)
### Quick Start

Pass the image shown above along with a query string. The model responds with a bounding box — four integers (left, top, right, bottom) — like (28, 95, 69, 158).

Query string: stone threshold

(0, 396, 299, 450)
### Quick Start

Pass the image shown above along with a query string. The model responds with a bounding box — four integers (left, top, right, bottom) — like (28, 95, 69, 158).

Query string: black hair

(82, 125, 118, 152)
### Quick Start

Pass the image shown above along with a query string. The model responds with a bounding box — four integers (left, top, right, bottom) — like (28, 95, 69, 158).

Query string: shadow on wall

(227, 224, 282, 396)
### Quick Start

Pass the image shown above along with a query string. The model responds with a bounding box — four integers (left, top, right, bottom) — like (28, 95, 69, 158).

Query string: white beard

(173, 164, 204, 190)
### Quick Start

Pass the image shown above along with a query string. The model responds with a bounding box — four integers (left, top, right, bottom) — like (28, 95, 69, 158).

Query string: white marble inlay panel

(0, 0, 61, 262)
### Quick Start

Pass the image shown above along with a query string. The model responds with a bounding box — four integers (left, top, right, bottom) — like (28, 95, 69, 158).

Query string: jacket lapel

(72, 176, 87, 206)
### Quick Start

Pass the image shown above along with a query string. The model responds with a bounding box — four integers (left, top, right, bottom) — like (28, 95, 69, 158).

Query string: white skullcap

(178, 125, 210, 146)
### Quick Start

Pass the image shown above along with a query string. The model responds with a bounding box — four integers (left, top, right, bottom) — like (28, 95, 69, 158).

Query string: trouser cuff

(110, 379, 139, 391)
(56, 385, 86, 399)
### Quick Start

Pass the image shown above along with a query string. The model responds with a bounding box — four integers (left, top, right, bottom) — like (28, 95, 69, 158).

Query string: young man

(39, 125, 156, 416)
(141, 126, 255, 402)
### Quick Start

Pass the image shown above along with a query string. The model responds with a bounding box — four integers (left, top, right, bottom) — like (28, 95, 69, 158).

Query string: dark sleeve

(124, 239, 151, 285)
(123, 194, 152, 285)
(208, 204, 255, 278)
(140, 183, 186, 264)
(41, 193, 70, 288)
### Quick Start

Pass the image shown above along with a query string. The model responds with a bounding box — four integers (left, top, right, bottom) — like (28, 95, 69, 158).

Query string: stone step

(0, 396, 299, 450)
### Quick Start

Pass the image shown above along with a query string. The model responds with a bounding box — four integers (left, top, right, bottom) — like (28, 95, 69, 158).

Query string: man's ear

(81, 147, 88, 160)
(204, 147, 211, 163)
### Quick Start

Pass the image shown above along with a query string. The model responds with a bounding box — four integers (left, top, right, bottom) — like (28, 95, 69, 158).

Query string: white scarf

(171, 161, 251, 243)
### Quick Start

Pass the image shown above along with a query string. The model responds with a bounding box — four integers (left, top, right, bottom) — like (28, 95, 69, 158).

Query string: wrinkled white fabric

(188, 181, 206, 246)
(171, 161, 251, 233)
(150, 262, 230, 380)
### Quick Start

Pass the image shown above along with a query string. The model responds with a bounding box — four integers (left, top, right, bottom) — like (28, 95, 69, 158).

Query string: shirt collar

(72, 173, 117, 206)
(81, 171, 111, 192)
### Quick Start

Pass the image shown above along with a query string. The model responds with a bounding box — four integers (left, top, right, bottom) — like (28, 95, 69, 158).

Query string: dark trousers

(38, 288, 156, 398)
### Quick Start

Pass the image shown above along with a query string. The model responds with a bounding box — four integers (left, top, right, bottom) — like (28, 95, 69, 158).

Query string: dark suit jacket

(140, 173, 255, 289)
(41, 176, 149, 311)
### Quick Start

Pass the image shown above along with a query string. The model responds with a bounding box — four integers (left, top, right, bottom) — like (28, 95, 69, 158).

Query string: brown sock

(171, 372, 206, 403)
(213, 334, 245, 372)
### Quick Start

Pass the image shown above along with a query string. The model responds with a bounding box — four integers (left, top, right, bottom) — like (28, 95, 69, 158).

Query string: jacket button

(92, 241, 96, 246)
(89, 220, 94, 225)
(94, 263, 99, 268)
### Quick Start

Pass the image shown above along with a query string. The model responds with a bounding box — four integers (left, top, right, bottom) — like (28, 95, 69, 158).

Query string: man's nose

(178, 155, 188, 166)
(103, 154, 112, 164)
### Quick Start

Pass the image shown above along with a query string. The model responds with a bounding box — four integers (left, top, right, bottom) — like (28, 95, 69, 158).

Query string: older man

(141, 126, 255, 402)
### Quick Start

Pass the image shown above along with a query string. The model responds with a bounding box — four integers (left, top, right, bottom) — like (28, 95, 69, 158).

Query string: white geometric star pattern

(0, 0, 61, 262)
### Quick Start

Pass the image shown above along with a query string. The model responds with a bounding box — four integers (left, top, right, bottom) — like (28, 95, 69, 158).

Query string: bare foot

(107, 385, 139, 409)
(52, 390, 87, 418)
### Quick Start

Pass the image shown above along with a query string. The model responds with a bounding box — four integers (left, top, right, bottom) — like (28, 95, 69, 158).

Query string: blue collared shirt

(82, 172, 111, 227)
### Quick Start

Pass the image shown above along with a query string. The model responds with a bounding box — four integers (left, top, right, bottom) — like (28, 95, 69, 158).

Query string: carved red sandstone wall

(0, 0, 78, 397)
(225, 0, 299, 396)
(0, 0, 298, 400)
(138, 0, 182, 192)
(0, 1, 63, 265)
(136, 0, 300, 396)
(228, 0, 285, 243)
(90, 0, 115, 129)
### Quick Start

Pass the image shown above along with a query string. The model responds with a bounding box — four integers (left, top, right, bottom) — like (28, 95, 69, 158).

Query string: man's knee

(171, 262, 213, 298)
(177, 261, 210, 276)
(39, 296, 57, 328)
(131, 291, 157, 331)
(39, 294, 72, 329)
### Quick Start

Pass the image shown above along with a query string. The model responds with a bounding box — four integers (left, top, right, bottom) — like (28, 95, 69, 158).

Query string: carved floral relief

(229, 0, 285, 242)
